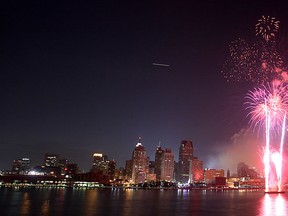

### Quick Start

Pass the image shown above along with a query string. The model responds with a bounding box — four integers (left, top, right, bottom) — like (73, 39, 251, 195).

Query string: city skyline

(3, 138, 257, 177)
(1, 1, 288, 174)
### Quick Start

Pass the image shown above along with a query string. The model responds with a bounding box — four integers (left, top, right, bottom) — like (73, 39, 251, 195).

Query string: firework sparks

(245, 81, 288, 132)
(222, 16, 285, 84)
(255, 15, 280, 42)
(245, 81, 288, 192)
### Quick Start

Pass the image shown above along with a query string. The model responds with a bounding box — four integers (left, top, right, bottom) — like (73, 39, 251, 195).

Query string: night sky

(1, 1, 287, 173)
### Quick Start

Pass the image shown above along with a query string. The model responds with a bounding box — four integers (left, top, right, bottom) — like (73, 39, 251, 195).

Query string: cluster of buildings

(0, 138, 262, 188)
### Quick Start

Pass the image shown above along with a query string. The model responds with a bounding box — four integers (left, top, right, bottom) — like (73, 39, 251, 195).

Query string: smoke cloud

(206, 127, 264, 175)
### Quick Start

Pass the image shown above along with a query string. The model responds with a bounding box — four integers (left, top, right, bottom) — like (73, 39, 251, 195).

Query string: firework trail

(245, 81, 288, 192)
(222, 15, 288, 192)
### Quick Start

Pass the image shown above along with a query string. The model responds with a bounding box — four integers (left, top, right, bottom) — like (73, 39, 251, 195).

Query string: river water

(0, 187, 287, 216)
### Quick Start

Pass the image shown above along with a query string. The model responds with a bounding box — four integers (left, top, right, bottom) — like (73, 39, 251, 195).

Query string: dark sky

(1, 1, 287, 172)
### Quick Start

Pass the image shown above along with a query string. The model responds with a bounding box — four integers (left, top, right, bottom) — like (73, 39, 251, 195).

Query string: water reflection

(3, 188, 288, 216)
(20, 192, 30, 216)
(259, 193, 288, 216)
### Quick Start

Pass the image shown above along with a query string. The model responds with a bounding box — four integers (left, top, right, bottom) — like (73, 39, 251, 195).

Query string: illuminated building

(204, 168, 225, 185)
(131, 137, 149, 184)
(178, 140, 193, 183)
(191, 157, 204, 183)
(12, 158, 31, 174)
(44, 153, 59, 167)
(92, 153, 109, 174)
(154, 145, 174, 182)
(161, 148, 174, 181)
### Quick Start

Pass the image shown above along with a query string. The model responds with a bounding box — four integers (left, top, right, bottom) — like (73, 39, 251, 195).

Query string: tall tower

(131, 137, 149, 184)
(154, 144, 164, 181)
(178, 140, 194, 183)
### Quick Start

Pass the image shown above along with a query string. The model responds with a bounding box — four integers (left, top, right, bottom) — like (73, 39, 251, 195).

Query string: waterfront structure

(131, 137, 149, 184)
(44, 153, 59, 167)
(191, 157, 204, 183)
(204, 168, 225, 185)
(178, 140, 193, 183)
(12, 158, 31, 174)
(65, 163, 79, 177)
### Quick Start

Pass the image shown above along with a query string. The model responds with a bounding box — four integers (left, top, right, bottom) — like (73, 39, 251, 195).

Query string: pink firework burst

(245, 81, 288, 132)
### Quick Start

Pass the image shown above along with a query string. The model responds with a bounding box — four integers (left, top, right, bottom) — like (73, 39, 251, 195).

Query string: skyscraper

(178, 140, 193, 183)
(92, 153, 109, 173)
(154, 146, 174, 182)
(161, 148, 174, 181)
(131, 137, 149, 184)
(154, 145, 164, 181)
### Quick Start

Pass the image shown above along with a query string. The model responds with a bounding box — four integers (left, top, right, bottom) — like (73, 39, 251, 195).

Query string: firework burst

(245, 81, 288, 132)
(255, 15, 280, 42)
(222, 16, 286, 84)
(245, 81, 288, 192)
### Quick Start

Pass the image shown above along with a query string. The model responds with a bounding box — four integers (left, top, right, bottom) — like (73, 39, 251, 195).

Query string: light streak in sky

(152, 63, 170, 67)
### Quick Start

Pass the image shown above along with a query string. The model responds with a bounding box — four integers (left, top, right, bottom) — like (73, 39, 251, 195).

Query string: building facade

(161, 148, 174, 181)
(154, 145, 164, 181)
(178, 140, 194, 183)
(191, 157, 204, 183)
(12, 158, 31, 174)
(44, 153, 59, 167)
(91, 153, 109, 174)
(131, 138, 149, 184)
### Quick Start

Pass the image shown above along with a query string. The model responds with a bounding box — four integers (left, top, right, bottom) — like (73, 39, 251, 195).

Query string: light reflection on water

(1, 188, 288, 216)
(259, 193, 288, 216)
